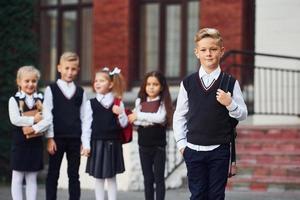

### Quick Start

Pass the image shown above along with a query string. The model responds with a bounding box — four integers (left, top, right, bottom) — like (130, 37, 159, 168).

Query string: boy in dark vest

(43, 52, 87, 200)
(173, 28, 248, 200)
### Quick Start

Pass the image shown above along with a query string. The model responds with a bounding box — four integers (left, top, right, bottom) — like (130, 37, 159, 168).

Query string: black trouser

(184, 144, 230, 200)
(46, 138, 81, 200)
(139, 146, 166, 200)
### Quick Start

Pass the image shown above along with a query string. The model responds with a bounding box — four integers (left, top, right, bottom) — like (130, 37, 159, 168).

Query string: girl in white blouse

(128, 71, 173, 200)
(8, 66, 49, 200)
(81, 67, 128, 200)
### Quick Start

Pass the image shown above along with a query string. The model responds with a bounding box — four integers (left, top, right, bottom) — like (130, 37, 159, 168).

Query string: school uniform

(8, 91, 46, 172)
(134, 96, 167, 200)
(81, 92, 127, 178)
(173, 66, 247, 200)
(43, 79, 87, 200)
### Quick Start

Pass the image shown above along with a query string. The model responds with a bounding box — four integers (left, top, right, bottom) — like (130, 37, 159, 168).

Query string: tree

(0, 0, 38, 182)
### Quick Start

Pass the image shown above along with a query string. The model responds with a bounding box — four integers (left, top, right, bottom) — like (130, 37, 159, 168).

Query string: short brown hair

(194, 28, 223, 46)
(59, 52, 79, 64)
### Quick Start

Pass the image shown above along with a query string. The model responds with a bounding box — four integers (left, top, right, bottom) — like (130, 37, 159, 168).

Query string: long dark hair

(138, 71, 173, 127)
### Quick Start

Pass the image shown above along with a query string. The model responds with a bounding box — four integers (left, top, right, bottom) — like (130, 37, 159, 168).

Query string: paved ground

(1, 186, 300, 200)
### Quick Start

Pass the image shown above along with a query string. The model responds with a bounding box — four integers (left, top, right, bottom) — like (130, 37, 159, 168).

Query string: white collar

(146, 96, 160, 102)
(57, 79, 75, 88)
(199, 66, 221, 80)
(15, 91, 40, 109)
(96, 92, 114, 107)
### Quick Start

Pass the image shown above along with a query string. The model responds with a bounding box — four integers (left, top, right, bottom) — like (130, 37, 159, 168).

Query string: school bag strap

(218, 72, 238, 177)
(113, 98, 133, 144)
(218, 72, 238, 128)
(114, 98, 121, 106)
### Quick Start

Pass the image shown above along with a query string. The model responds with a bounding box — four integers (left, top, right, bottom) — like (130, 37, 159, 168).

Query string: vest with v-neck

(50, 83, 83, 138)
(90, 98, 122, 140)
(182, 72, 232, 145)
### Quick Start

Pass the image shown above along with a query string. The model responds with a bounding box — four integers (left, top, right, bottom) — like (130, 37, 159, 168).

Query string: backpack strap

(218, 72, 238, 169)
(219, 72, 238, 127)
(218, 72, 235, 94)
(114, 98, 121, 106)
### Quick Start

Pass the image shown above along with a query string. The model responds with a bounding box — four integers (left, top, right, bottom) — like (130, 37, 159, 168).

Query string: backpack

(114, 98, 133, 144)
(218, 72, 239, 177)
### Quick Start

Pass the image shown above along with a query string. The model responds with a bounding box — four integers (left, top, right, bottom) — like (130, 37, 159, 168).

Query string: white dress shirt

(43, 79, 87, 138)
(8, 91, 50, 133)
(173, 66, 248, 151)
(81, 92, 128, 149)
(133, 96, 167, 127)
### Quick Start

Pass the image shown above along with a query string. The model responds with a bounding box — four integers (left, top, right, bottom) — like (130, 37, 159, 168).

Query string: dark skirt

(11, 143, 44, 171)
(86, 140, 125, 178)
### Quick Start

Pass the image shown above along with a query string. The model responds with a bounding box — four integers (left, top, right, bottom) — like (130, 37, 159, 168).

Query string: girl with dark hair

(128, 71, 173, 200)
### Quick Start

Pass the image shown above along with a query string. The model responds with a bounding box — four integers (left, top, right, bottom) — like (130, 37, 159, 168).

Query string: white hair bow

(102, 67, 110, 72)
(15, 91, 43, 100)
(15, 91, 26, 99)
(33, 92, 44, 100)
(109, 67, 121, 76)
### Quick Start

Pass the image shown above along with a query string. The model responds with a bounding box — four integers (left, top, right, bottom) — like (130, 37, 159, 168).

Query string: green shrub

(0, 0, 38, 183)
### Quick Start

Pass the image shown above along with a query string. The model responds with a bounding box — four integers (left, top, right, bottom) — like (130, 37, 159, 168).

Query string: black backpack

(218, 72, 239, 177)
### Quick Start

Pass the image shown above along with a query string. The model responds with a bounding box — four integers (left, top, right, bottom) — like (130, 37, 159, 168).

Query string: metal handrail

(222, 50, 300, 62)
(221, 49, 300, 116)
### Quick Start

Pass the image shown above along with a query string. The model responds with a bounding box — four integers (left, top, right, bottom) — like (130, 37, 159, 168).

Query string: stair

(227, 125, 300, 191)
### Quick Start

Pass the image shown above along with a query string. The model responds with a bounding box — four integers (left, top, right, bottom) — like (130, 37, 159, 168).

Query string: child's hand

(179, 147, 185, 155)
(128, 112, 137, 123)
(216, 89, 232, 106)
(22, 126, 34, 135)
(34, 112, 43, 123)
(81, 148, 90, 157)
(47, 138, 57, 155)
(112, 105, 122, 115)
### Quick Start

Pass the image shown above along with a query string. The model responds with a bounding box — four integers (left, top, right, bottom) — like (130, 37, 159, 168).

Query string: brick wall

(200, 0, 254, 51)
(200, 0, 254, 83)
(92, 0, 254, 87)
(93, 0, 134, 87)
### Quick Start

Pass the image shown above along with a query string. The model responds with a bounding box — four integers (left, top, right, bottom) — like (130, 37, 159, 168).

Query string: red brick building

(39, 0, 254, 88)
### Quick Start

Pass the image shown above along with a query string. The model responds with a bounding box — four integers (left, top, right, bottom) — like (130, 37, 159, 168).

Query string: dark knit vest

(50, 83, 83, 138)
(182, 72, 233, 145)
(90, 98, 122, 140)
(137, 100, 167, 147)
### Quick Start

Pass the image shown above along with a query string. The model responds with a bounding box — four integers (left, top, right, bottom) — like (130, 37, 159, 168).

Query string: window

(39, 0, 93, 84)
(138, 0, 199, 81)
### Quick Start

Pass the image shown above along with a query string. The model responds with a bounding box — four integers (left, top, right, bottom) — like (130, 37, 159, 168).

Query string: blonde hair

(194, 28, 223, 46)
(16, 66, 41, 85)
(16, 66, 43, 112)
(95, 67, 125, 98)
(59, 52, 79, 65)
